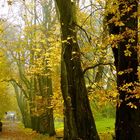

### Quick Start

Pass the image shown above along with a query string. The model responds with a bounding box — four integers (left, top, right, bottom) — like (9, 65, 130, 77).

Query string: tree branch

(83, 62, 114, 74)
(74, 23, 92, 44)
(4, 78, 29, 99)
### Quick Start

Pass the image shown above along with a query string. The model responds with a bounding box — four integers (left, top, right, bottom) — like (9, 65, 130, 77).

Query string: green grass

(95, 118, 115, 132)
(95, 118, 115, 140)
(55, 117, 115, 140)
(55, 121, 64, 130)
(55, 117, 115, 132)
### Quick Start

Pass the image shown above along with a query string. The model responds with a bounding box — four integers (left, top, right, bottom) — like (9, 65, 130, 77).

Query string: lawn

(95, 118, 115, 140)
(95, 118, 115, 132)
(55, 117, 115, 132)
(55, 117, 115, 140)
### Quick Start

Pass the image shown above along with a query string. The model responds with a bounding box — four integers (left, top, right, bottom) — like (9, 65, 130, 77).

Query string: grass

(95, 118, 115, 140)
(55, 120, 63, 130)
(55, 117, 115, 132)
(95, 118, 115, 132)
(1, 117, 115, 140)
(54, 117, 115, 140)
(15, 117, 115, 140)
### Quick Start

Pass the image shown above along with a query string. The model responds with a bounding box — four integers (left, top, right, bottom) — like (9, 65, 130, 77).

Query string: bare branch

(83, 62, 114, 74)
(74, 23, 92, 44)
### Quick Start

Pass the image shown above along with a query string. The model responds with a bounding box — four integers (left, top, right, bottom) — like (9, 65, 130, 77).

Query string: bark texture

(107, 0, 140, 139)
(55, 0, 99, 140)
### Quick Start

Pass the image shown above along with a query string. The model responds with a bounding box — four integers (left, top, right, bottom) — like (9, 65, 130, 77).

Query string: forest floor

(0, 121, 61, 140)
(0, 118, 114, 140)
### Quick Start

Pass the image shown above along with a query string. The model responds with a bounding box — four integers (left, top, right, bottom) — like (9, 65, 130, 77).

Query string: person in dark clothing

(0, 120, 2, 132)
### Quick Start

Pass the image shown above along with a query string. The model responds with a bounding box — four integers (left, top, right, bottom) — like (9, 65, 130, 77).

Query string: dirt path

(0, 121, 39, 140)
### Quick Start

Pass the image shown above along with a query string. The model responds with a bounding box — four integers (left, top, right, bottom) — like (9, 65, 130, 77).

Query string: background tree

(0, 51, 19, 119)
(0, 0, 57, 135)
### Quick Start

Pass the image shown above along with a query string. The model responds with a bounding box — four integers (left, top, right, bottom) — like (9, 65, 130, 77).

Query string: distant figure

(5, 112, 7, 121)
(0, 120, 2, 132)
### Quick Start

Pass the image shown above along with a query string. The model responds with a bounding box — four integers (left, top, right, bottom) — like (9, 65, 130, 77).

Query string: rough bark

(38, 76, 55, 135)
(61, 50, 78, 139)
(55, 0, 99, 140)
(107, 0, 140, 139)
(30, 75, 55, 135)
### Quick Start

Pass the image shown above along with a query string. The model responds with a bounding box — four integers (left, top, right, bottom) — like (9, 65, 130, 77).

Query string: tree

(55, 0, 99, 139)
(0, 1, 56, 134)
(107, 0, 140, 139)
(0, 52, 19, 118)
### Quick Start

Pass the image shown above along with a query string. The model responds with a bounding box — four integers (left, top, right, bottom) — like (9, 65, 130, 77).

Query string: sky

(0, 0, 23, 26)
(0, 0, 93, 27)
(0, 0, 10, 19)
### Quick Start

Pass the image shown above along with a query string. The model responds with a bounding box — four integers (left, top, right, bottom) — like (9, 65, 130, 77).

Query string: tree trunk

(107, 0, 140, 139)
(61, 51, 78, 139)
(55, 0, 99, 139)
(12, 83, 31, 128)
(39, 76, 56, 135)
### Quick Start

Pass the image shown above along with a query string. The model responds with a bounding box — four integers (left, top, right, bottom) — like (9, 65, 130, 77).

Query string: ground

(0, 121, 39, 140)
(0, 121, 61, 140)
(0, 118, 114, 140)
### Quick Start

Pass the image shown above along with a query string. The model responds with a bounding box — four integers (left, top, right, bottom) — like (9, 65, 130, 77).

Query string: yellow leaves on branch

(23, 24, 61, 76)
(108, 28, 136, 54)
(117, 82, 140, 109)
(88, 88, 118, 107)
(124, 49, 132, 57)
(107, 14, 124, 27)
(123, 28, 136, 39)
(115, 21, 125, 27)
(119, 82, 134, 93)
(31, 95, 54, 116)
(107, 34, 123, 47)
(133, 84, 140, 99)
(127, 102, 137, 109)
(118, 68, 133, 76)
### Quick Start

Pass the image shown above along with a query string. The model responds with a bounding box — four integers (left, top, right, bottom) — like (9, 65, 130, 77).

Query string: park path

(0, 121, 39, 140)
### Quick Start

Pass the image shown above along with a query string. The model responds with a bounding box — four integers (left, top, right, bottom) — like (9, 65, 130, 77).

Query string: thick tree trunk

(55, 0, 99, 139)
(61, 52, 78, 139)
(107, 1, 140, 139)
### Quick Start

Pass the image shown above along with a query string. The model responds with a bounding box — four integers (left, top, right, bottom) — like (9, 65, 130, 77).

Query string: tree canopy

(0, 0, 139, 140)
